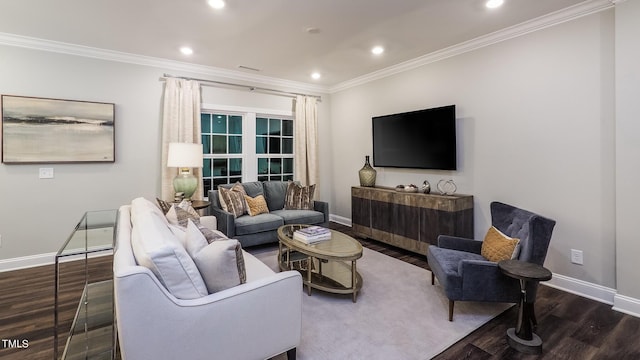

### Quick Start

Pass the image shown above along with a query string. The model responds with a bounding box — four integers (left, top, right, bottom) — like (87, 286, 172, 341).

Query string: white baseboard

(329, 214, 352, 227)
(544, 273, 616, 305)
(613, 294, 640, 318)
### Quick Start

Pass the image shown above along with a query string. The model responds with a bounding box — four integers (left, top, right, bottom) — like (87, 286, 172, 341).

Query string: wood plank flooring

(1, 222, 639, 359)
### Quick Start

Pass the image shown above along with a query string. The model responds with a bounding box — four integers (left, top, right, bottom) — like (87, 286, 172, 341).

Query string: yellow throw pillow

(481, 226, 521, 262)
(244, 194, 270, 216)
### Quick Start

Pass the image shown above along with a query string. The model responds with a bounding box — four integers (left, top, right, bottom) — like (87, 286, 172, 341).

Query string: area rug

(249, 246, 512, 360)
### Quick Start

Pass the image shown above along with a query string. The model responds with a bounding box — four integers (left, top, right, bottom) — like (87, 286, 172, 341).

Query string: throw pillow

(244, 194, 270, 216)
(165, 202, 200, 228)
(218, 186, 246, 218)
(191, 238, 247, 293)
(156, 198, 173, 215)
(218, 182, 247, 212)
(284, 181, 316, 210)
(481, 226, 521, 262)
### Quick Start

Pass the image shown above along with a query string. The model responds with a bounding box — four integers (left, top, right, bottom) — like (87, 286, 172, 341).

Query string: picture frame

(1, 95, 115, 164)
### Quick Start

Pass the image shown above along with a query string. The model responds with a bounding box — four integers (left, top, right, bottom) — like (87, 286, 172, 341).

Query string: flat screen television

(372, 105, 456, 170)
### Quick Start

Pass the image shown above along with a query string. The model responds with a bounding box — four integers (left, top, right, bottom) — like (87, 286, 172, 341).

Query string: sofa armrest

(437, 235, 482, 254)
(314, 200, 329, 223)
(115, 269, 302, 360)
(208, 203, 235, 238)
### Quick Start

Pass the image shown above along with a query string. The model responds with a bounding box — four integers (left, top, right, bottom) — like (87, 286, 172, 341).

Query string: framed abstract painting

(1, 95, 115, 164)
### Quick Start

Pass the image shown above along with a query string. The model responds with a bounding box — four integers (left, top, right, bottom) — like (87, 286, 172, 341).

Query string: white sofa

(113, 199, 302, 360)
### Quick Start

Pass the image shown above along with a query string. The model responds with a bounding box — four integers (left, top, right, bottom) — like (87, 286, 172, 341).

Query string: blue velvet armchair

(426, 201, 556, 321)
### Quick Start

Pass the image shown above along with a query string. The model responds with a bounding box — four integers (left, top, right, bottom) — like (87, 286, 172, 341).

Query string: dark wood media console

(351, 186, 474, 255)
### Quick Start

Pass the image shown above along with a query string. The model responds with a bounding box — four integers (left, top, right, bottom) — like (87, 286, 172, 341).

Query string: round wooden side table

(498, 259, 552, 355)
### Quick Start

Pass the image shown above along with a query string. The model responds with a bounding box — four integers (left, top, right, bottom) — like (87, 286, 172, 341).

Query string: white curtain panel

(161, 78, 203, 200)
(294, 95, 319, 190)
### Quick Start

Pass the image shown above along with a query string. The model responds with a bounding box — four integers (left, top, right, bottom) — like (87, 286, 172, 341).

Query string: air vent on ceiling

(238, 65, 261, 72)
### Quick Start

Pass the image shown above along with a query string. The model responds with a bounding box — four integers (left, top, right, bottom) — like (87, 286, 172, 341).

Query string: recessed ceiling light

(486, 0, 504, 9)
(371, 46, 384, 55)
(208, 0, 225, 9)
(311, 72, 321, 80)
(180, 47, 193, 55)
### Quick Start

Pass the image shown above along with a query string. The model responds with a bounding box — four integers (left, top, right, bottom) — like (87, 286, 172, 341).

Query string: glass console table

(54, 210, 118, 360)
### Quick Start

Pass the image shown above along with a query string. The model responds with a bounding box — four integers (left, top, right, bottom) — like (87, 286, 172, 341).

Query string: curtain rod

(160, 73, 322, 102)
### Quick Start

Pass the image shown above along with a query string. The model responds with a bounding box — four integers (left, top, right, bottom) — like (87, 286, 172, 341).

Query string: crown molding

(329, 0, 614, 93)
(0, 32, 329, 95)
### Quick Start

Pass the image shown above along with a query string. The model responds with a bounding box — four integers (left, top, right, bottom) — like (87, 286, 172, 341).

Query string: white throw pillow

(187, 228, 247, 293)
(130, 211, 208, 299)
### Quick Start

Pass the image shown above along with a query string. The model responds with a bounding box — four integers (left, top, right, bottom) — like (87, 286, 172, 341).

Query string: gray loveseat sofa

(208, 181, 329, 247)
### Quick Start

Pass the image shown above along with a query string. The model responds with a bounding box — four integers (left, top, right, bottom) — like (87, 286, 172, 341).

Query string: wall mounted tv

(372, 105, 456, 170)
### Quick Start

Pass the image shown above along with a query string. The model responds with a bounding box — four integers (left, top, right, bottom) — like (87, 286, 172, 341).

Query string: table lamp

(167, 142, 203, 200)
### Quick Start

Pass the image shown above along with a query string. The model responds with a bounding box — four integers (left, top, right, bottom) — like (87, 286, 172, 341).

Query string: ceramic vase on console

(359, 156, 377, 187)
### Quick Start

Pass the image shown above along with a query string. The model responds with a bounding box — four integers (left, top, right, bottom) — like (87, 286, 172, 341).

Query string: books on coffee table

(293, 226, 331, 244)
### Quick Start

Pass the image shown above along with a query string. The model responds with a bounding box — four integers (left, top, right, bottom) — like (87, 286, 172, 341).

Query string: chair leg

(431, 272, 435, 285)
(286, 347, 297, 360)
(448, 300, 454, 321)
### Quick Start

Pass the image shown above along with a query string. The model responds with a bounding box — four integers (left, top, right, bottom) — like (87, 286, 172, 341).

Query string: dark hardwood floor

(1, 222, 639, 360)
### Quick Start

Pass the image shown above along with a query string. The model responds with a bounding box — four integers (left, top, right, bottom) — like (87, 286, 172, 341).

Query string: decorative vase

(358, 156, 377, 187)
(421, 180, 431, 194)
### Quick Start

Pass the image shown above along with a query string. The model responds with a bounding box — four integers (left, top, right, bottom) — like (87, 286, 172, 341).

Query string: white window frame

(201, 103, 294, 187)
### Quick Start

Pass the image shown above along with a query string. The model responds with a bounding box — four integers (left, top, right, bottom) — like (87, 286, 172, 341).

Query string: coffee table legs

(507, 279, 543, 354)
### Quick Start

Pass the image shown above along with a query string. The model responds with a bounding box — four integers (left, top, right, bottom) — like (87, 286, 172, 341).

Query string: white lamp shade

(167, 142, 203, 168)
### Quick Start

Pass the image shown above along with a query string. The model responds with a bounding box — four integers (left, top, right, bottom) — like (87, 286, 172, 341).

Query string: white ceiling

(0, 0, 603, 88)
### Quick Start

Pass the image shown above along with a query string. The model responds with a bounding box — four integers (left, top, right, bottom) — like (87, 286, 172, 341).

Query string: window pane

(213, 159, 227, 176)
(229, 115, 242, 134)
(213, 114, 227, 134)
(283, 158, 293, 174)
(203, 179, 212, 196)
(256, 117, 268, 136)
(258, 158, 268, 174)
(283, 174, 293, 181)
(202, 135, 212, 154)
(258, 175, 268, 182)
(203, 158, 212, 177)
(269, 118, 281, 136)
(213, 178, 228, 188)
(230, 176, 242, 183)
(270, 175, 282, 181)
(270, 158, 281, 174)
(269, 137, 280, 154)
(282, 119, 293, 136)
(229, 158, 242, 176)
(256, 137, 267, 154)
(229, 136, 242, 154)
(282, 138, 293, 154)
(201, 113, 211, 133)
(212, 135, 227, 154)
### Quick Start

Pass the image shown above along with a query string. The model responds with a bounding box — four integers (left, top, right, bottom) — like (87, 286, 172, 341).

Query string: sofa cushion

(244, 194, 270, 216)
(131, 197, 168, 226)
(270, 209, 325, 225)
(165, 201, 200, 227)
(240, 181, 264, 198)
(263, 181, 289, 211)
(284, 181, 315, 210)
(234, 213, 284, 236)
(131, 211, 208, 299)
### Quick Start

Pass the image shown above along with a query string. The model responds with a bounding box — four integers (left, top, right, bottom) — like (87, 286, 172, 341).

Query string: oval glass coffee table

(277, 224, 363, 302)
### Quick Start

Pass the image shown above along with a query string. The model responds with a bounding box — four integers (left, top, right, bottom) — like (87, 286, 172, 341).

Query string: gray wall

(0, 45, 330, 263)
(328, 10, 618, 289)
(615, 0, 640, 302)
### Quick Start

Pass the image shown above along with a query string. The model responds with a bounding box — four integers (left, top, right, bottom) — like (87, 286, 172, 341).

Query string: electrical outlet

(571, 249, 583, 265)
(39, 167, 54, 179)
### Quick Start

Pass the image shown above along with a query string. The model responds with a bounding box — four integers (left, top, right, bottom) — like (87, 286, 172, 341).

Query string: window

(256, 117, 294, 182)
(200, 109, 294, 197)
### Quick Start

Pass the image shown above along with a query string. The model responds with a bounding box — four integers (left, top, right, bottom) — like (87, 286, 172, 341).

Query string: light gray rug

(250, 246, 511, 360)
